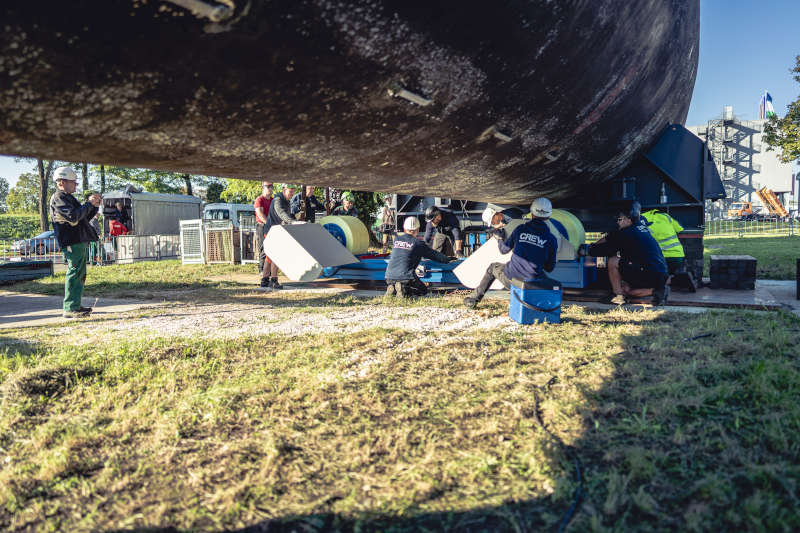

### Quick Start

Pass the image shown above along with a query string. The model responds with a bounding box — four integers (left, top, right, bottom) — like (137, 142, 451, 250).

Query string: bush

(0, 214, 42, 240)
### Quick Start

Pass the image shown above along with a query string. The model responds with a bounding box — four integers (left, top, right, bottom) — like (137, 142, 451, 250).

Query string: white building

(687, 106, 796, 218)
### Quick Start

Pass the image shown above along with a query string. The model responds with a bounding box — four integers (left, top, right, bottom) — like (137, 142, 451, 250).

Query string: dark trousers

(386, 276, 428, 297)
(471, 262, 511, 302)
(255, 223, 273, 279)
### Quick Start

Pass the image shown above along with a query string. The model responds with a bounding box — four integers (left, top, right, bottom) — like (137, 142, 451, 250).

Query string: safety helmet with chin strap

(424, 206, 441, 222)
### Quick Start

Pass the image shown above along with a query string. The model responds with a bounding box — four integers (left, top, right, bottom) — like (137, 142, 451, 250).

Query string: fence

(1, 234, 181, 265)
(705, 219, 797, 237)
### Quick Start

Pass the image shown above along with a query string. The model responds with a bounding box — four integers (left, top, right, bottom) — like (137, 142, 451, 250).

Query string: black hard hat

(424, 206, 441, 222)
(616, 200, 641, 222)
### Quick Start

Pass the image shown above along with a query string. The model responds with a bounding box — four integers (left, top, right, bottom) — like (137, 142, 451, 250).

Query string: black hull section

(0, 1, 698, 203)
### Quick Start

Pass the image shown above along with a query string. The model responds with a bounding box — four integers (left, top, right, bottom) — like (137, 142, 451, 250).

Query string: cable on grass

(531, 378, 583, 533)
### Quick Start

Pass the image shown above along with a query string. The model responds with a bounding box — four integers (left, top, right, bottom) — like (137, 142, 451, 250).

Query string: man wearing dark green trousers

(49, 166, 102, 318)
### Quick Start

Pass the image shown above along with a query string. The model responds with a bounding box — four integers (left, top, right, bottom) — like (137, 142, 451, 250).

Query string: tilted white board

(453, 238, 511, 290)
(263, 223, 358, 282)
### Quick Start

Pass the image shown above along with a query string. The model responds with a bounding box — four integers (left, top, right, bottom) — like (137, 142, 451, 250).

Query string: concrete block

(453, 238, 511, 289)
(263, 222, 358, 282)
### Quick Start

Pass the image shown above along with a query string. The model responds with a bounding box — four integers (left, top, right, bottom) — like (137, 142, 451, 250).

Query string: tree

(99, 164, 106, 193)
(6, 172, 54, 214)
(205, 182, 224, 203)
(220, 179, 261, 204)
(763, 55, 800, 164)
(81, 162, 89, 191)
(0, 176, 9, 214)
(37, 159, 55, 231)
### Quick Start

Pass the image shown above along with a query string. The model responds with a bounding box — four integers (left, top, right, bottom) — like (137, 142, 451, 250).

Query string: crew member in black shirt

(423, 206, 463, 257)
(583, 201, 669, 305)
(385, 216, 451, 297)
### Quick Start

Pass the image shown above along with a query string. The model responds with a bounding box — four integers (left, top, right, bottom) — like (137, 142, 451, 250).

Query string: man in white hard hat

(464, 197, 558, 309)
(384, 216, 451, 297)
(49, 166, 102, 318)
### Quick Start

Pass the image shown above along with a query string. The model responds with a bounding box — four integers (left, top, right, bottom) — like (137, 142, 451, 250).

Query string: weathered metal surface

(0, 0, 699, 203)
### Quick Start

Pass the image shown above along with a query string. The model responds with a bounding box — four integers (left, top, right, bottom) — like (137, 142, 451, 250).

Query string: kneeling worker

(464, 198, 558, 309)
(584, 202, 669, 305)
(424, 206, 464, 257)
(385, 217, 451, 297)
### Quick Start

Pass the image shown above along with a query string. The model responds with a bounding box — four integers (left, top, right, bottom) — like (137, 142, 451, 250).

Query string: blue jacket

(500, 219, 557, 281)
(385, 232, 450, 281)
(424, 208, 462, 244)
(588, 220, 667, 274)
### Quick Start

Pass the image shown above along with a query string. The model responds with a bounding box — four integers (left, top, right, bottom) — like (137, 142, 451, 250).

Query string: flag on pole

(760, 91, 776, 119)
(765, 92, 776, 119)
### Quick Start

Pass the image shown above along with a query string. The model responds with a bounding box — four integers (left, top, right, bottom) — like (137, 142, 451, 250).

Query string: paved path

(0, 290, 157, 329)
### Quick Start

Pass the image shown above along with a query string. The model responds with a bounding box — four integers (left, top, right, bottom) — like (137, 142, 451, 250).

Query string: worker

(385, 216, 451, 297)
(640, 209, 685, 274)
(332, 193, 359, 217)
(423, 206, 464, 257)
(481, 206, 517, 240)
(254, 181, 278, 288)
(109, 200, 130, 230)
(290, 185, 325, 222)
(49, 166, 102, 318)
(582, 201, 669, 305)
(464, 198, 558, 309)
(379, 194, 397, 253)
(262, 184, 297, 289)
(108, 218, 128, 237)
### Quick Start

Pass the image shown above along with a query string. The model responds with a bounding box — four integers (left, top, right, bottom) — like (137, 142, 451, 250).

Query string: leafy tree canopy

(763, 55, 800, 163)
(6, 172, 54, 213)
(0, 176, 9, 214)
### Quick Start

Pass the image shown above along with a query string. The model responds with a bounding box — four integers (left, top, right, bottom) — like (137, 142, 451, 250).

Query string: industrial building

(687, 106, 796, 219)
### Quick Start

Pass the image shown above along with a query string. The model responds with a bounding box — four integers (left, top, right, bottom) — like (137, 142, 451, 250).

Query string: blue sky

(1, 0, 798, 187)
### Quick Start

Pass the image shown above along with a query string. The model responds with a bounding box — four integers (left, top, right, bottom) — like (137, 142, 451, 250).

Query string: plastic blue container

(508, 280, 562, 324)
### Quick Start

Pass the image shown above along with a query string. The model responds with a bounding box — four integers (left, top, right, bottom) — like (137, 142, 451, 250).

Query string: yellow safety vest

(642, 210, 684, 258)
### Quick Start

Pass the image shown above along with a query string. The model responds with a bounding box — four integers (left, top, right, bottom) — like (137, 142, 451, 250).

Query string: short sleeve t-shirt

(254, 195, 272, 224)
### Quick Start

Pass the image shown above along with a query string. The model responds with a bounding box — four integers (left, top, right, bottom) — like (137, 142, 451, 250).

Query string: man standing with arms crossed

(50, 166, 102, 318)
(254, 181, 279, 288)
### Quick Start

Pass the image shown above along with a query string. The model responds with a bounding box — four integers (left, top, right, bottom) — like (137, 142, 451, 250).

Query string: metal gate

(179, 219, 205, 264)
(239, 214, 258, 264)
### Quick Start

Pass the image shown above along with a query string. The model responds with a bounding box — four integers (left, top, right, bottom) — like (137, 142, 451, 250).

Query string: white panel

(454, 238, 511, 290)
(263, 223, 358, 282)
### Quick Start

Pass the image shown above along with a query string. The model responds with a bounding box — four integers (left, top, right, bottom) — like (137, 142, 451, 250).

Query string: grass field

(703, 235, 800, 279)
(2, 262, 800, 531)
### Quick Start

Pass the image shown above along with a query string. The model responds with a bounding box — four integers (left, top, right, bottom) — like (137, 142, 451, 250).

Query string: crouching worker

(583, 202, 669, 305)
(385, 217, 451, 297)
(464, 198, 558, 309)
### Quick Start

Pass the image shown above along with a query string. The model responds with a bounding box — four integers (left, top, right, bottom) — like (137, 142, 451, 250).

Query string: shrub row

(0, 214, 42, 240)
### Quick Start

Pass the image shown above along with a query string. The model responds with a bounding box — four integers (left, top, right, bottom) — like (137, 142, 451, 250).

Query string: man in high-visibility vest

(641, 209, 685, 275)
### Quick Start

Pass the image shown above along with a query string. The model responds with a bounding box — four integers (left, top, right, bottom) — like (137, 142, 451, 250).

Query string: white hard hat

(530, 197, 552, 218)
(53, 166, 78, 182)
(481, 207, 497, 227)
(403, 216, 420, 231)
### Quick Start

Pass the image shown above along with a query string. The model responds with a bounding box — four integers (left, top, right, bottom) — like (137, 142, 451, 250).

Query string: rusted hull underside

(0, 0, 698, 203)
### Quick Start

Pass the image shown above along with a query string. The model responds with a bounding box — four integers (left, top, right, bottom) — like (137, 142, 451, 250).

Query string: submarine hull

(0, 0, 699, 203)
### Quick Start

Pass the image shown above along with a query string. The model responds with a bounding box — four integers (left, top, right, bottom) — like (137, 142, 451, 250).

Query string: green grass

(1, 290, 799, 531)
(704, 235, 800, 279)
(11, 260, 260, 298)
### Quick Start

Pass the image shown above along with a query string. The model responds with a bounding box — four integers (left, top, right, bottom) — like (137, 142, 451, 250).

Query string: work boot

(385, 283, 397, 297)
(603, 293, 626, 305)
(270, 278, 283, 290)
(652, 285, 670, 306)
(259, 277, 270, 288)
(463, 297, 478, 309)
(63, 309, 91, 319)
(78, 306, 93, 314)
